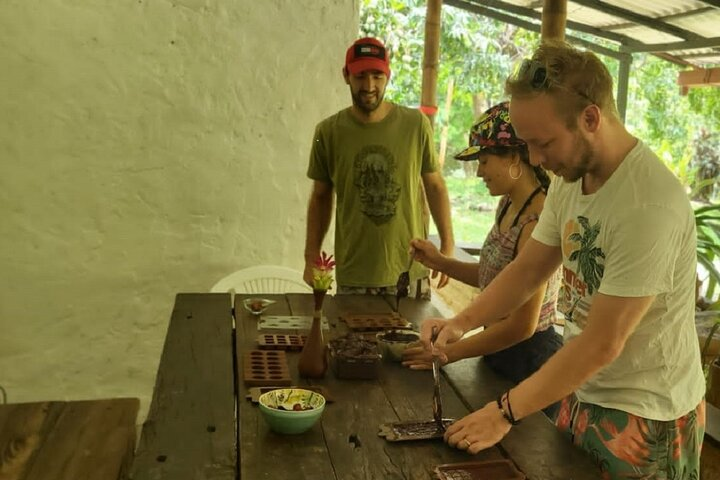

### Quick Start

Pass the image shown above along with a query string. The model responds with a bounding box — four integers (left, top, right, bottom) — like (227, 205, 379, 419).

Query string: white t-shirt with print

(532, 139, 705, 421)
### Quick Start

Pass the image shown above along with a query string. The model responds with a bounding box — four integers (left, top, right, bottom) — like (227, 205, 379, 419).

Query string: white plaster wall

(0, 0, 356, 423)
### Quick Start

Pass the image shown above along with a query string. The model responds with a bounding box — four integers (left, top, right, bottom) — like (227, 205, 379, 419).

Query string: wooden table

(131, 293, 597, 479)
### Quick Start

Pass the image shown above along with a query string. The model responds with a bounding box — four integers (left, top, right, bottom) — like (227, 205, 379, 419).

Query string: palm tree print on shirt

(567, 216, 605, 295)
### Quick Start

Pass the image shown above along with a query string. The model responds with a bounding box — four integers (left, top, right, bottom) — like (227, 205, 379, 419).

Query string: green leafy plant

(695, 202, 720, 396)
(696, 202, 720, 303)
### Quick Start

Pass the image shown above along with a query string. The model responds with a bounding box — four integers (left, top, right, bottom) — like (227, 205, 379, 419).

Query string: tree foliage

(360, 0, 537, 172)
(360, 0, 720, 202)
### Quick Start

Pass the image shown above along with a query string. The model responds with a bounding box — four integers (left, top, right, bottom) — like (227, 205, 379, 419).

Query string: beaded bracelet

(496, 391, 521, 426)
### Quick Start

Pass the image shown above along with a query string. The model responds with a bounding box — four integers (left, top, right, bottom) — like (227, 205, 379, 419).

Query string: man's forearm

(504, 293, 654, 421)
(451, 240, 560, 333)
(424, 177, 454, 253)
(304, 192, 333, 262)
(507, 332, 616, 419)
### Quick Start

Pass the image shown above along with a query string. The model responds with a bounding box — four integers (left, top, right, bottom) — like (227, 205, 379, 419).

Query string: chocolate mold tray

(242, 350, 292, 387)
(434, 460, 525, 480)
(342, 314, 412, 331)
(257, 334, 307, 351)
(378, 419, 455, 441)
(257, 315, 329, 331)
(246, 386, 333, 403)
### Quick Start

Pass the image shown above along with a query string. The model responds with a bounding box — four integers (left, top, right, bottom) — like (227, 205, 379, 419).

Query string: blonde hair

(505, 41, 619, 127)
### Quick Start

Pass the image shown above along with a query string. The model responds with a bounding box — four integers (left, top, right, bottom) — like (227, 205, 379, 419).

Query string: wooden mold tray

(434, 460, 525, 480)
(378, 419, 455, 441)
(246, 386, 333, 403)
(342, 314, 412, 332)
(257, 334, 307, 351)
(242, 350, 292, 387)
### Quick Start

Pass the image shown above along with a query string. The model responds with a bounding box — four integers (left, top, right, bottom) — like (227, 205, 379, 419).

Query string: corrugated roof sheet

(450, 0, 720, 67)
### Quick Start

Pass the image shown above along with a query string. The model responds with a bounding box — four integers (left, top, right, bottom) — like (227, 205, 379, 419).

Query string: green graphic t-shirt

(307, 104, 437, 287)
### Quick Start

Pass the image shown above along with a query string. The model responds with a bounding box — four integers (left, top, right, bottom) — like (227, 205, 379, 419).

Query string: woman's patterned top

(477, 194, 560, 332)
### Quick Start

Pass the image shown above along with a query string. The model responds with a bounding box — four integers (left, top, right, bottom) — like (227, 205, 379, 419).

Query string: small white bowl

(243, 298, 275, 315)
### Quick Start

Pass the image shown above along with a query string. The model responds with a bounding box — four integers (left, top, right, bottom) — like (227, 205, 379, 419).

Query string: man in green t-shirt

(303, 37, 454, 296)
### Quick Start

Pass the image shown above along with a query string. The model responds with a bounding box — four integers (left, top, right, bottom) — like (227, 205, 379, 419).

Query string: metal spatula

(430, 326, 444, 431)
(395, 255, 413, 311)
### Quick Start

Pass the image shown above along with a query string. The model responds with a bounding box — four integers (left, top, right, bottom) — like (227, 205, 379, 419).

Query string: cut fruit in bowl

(258, 388, 326, 434)
(243, 298, 276, 315)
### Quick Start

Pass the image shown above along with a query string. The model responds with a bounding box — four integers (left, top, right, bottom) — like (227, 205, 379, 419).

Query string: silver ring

(461, 439, 471, 449)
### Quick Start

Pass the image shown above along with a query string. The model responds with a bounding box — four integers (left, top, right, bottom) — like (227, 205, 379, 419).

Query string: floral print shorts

(555, 394, 705, 480)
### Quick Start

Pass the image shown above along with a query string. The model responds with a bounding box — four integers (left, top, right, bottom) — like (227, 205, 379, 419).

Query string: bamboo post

(421, 0, 443, 126)
(541, 0, 567, 43)
(438, 76, 454, 167)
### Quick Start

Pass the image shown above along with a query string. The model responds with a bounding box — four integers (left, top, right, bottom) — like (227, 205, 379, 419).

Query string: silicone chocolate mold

(257, 334, 307, 351)
(242, 350, 292, 387)
(377, 419, 455, 441)
(433, 460, 525, 480)
(257, 315, 329, 331)
(342, 314, 412, 331)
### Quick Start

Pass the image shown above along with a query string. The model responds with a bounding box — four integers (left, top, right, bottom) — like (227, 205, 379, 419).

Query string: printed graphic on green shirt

(353, 144, 400, 225)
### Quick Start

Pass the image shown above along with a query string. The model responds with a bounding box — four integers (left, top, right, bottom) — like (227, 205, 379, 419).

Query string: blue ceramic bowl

(258, 388, 326, 434)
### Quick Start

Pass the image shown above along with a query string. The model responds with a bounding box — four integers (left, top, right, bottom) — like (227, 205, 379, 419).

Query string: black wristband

(496, 392, 520, 425)
(496, 394, 518, 426)
(505, 390, 521, 425)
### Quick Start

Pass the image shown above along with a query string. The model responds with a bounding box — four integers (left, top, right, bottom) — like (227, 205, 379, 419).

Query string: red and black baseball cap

(345, 37, 391, 76)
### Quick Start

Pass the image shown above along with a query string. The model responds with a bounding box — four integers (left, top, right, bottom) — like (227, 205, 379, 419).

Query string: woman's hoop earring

(509, 161, 523, 180)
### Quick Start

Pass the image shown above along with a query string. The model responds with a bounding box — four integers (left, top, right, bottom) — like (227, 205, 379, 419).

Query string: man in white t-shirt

(418, 42, 705, 478)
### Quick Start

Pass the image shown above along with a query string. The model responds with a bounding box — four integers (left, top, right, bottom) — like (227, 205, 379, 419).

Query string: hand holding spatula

(395, 254, 414, 311)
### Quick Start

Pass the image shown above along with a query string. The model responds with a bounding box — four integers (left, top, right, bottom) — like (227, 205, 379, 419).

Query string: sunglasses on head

(514, 59, 595, 105)
(518, 59, 549, 89)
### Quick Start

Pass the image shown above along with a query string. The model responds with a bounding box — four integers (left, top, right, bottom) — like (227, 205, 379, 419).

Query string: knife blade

(430, 326, 444, 431)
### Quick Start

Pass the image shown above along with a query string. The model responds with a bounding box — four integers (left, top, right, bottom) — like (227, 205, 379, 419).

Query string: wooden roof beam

(570, 0, 701, 41)
(602, 6, 716, 32)
(451, 0, 641, 46)
(620, 36, 720, 54)
(444, 0, 630, 60)
(678, 67, 720, 88)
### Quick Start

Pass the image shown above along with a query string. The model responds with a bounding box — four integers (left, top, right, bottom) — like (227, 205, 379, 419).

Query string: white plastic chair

(210, 265, 312, 294)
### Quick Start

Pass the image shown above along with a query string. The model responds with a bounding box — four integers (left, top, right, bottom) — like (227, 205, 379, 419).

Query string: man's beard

(563, 133, 593, 183)
(352, 88, 385, 114)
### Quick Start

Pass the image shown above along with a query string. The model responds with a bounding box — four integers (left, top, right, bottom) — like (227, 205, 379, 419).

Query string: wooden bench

(0, 397, 139, 480)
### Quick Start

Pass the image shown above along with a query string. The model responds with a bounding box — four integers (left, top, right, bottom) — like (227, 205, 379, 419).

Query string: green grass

(429, 170, 497, 247)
